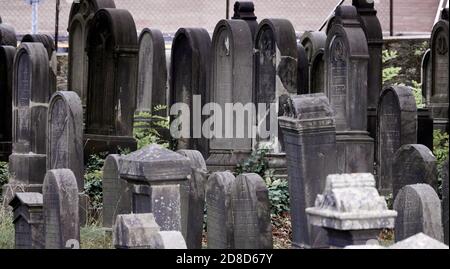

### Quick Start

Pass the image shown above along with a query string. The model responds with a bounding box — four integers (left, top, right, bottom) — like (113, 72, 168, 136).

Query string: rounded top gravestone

(0, 46, 15, 148)
(297, 44, 309, 94)
(0, 22, 17, 47)
(300, 31, 327, 64)
(21, 34, 55, 60)
(68, 0, 116, 26)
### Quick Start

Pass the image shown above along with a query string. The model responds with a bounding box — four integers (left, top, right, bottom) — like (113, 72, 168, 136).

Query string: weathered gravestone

(4, 43, 50, 205)
(306, 173, 397, 248)
(0, 21, 17, 46)
(84, 8, 138, 158)
(325, 6, 374, 174)
(253, 18, 298, 176)
(394, 184, 444, 242)
(120, 145, 191, 232)
(9, 193, 44, 249)
(231, 1, 258, 39)
(429, 8, 449, 132)
(392, 144, 438, 199)
(297, 44, 309, 94)
(421, 49, 431, 102)
(300, 31, 326, 93)
(206, 172, 235, 249)
(68, 0, 116, 107)
(279, 93, 336, 248)
(170, 28, 211, 158)
(0, 46, 15, 161)
(352, 0, 383, 141)
(176, 150, 208, 249)
(232, 173, 272, 249)
(137, 28, 167, 115)
(21, 34, 57, 95)
(390, 233, 449, 249)
(206, 20, 254, 172)
(43, 169, 80, 249)
(377, 86, 417, 195)
(443, 160, 449, 245)
(102, 154, 131, 228)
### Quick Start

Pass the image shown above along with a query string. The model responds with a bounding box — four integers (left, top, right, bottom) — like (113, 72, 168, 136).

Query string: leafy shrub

(134, 106, 170, 150)
(382, 50, 402, 85)
(0, 207, 14, 249)
(235, 147, 269, 177)
(433, 130, 449, 197)
(84, 153, 107, 211)
(411, 80, 425, 108)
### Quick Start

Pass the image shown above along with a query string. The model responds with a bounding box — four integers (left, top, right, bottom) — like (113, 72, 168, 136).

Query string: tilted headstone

(9, 193, 44, 249)
(170, 28, 211, 158)
(4, 43, 50, 204)
(231, 1, 258, 38)
(206, 172, 235, 249)
(421, 49, 431, 102)
(137, 28, 167, 115)
(394, 184, 444, 242)
(176, 150, 208, 249)
(377, 86, 417, 195)
(429, 8, 449, 132)
(232, 173, 272, 249)
(442, 160, 449, 245)
(113, 213, 160, 249)
(300, 31, 326, 93)
(68, 0, 116, 107)
(390, 233, 449, 249)
(120, 145, 191, 232)
(84, 8, 138, 158)
(279, 93, 336, 248)
(206, 20, 254, 172)
(352, 0, 383, 141)
(325, 6, 374, 174)
(0, 46, 15, 161)
(297, 44, 309, 94)
(0, 21, 17, 46)
(306, 173, 397, 248)
(392, 144, 438, 199)
(43, 169, 80, 249)
(102, 154, 131, 228)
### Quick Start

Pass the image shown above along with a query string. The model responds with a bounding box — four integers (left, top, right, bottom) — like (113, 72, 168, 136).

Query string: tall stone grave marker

(170, 28, 211, 158)
(0, 20, 17, 46)
(68, 0, 116, 106)
(429, 8, 449, 132)
(392, 144, 438, 199)
(43, 169, 80, 249)
(0, 46, 15, 161)
(120, 145, 191, 232)
(4, 43, 50, 204)
(325, 6, 374, 174)
(300, 31, 326, 93)
(443, 160, 449, 245)
(102, 154, 131, 228)
(231, 1, 258, 38)
(84, 8, 138, 157)
(297, 44, 309, 94)
(421, 49, 431, 102)
(137, 28, 167, 115)
(176, 150, 208, 249)
(9, 193, 44, 249)
(377, 86, 417, 195)
(394, 184, 444, 242)
(232, 173, 272, 249)
(206, 172, 235, 249)
(206, 20, 253, 172)
(279, 93, 336, 248)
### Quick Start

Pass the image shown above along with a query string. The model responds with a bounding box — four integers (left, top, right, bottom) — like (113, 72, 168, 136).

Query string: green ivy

(84, 153, 107, 210)
(433, 130, 449, 198)
(0, 162, 9, 203)
(134, 106, 170, 150)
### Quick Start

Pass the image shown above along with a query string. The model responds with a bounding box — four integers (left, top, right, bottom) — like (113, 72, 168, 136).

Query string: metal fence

(1, 0, 394, 41)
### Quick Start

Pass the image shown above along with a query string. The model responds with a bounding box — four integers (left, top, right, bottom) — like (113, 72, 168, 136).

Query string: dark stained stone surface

(0, 46, 15, 161)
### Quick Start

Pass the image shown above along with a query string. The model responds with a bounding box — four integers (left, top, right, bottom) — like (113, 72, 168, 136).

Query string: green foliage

(134, 106, 170, 150)
(411, 80, 425, 108)
(84, 153, 107, 211)
(414, 41, 429, 56)
(382, 49, 402, 85)
(235, 147, 269, 177)
(0, 162, 8, 190)
(433, 130, 449, 197)
(80, 221, 113, 249)
(382, 49, 399, 63)
(0, 207, 14, 249)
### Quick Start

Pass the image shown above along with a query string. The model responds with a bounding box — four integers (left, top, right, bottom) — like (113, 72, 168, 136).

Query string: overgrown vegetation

(0, 207, 14, 249)
(84, 152, 107, 212)
(0, 162, 8, 202)
(382, 49, 402, 85)
(433, 130, 449, 198)
(134, 106, 170, 150)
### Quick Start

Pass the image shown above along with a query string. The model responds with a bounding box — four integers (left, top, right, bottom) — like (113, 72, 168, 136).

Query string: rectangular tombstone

(206, 172, 235, 249)
(394, 184, 444, 242)
(232, 173, 272, 249)
(43, 169, 80, 249)
(0, 46, 15, 161)
(9, 193, 44, 249)
(279, 93, 336, 248)
(113, 213, 160, 249)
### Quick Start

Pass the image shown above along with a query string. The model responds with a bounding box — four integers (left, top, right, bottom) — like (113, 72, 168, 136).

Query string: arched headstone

(43, 169, 80, 249)
(84, 8, 138, 158)
(231, 1, 258, 39)
(392, 144, 438, 199)
(0, 22, 17, 46)
(68, 0, 116, 107)
(377, 86, 417, 195)
(170, 28, 211, 158)
(297, 44, 309, 94)
(206, 20, 254, 172)
(325, 6, 374, 174)
(310, 48, 325, 93)
(0, 46, 15, 161)
(421, 49, 431, 103)
(5, 43, 50, 204)
(430, 8, 449, 132)
(300, 31, 326, 93)
(47, 91, 84, 190)
(137, 28, 167, 115)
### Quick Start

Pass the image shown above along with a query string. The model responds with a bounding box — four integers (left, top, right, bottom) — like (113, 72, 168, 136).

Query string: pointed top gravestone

(0, 46, 15, 161)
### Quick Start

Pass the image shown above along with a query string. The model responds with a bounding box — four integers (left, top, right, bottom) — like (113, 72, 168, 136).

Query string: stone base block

(84, 134, 137, 160)
(206, 150, 251, 172)
(0, 142, 12, 162)
(8, 153, 47, 185)
(326, 228, 382, 248)
(336, 131, 374, 174)
(266, 153, 288, 179)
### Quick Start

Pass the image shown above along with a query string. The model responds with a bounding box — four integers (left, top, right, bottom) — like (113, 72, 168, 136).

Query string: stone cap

(113, 213, 161, 249)
(120, 144, 192, 183)
(232, 1, 257, 20)
(9, 192, 43, 209)
(352, 0, 375, 9)
(306, 173, 397, 231)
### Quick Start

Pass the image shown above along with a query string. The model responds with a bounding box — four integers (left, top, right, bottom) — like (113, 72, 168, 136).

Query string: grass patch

(0, 207, 14, 249)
